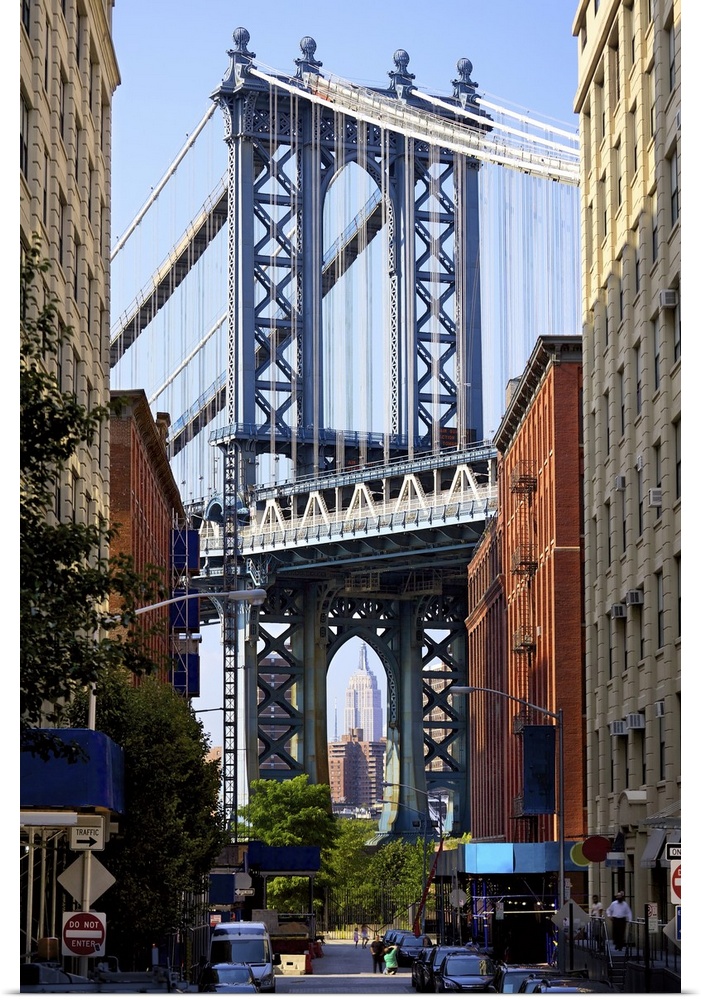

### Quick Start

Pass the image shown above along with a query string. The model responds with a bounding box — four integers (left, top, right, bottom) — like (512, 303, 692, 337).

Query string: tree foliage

(20, 242, 160, 755)
(242, 775, 337, 851)
(68, 671, 226, 969)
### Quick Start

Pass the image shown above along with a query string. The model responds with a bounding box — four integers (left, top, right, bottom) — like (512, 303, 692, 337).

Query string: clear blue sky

(108, 1, 582, 749)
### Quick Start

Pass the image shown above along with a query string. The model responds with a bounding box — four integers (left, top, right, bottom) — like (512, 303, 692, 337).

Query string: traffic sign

(69, 816, 104, 852)
(666, 843, 681, 862)
(646, 903, 659, 934)
(62, 911, 106, 958)
(670, 863, 681, 905)
(235, 888, 255, 896)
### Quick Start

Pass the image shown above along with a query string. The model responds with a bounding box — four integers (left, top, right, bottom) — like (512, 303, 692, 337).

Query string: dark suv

(396, 932, 433, 967)
(418, 946, 475, 992)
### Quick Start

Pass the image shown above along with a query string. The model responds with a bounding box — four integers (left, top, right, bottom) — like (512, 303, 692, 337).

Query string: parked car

(417, 946, 475, 992)
(412, 946, 434, 990)
(526, 979, 614, 993)
(434, 952, 498, 992)
(517, 971, 590, 993)
(199, 963, 259, 993)
(396, 931, 433, 967)
(493, 964, 570, 993)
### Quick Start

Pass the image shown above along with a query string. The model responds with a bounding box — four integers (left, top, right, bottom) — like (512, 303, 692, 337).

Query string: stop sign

(62, 911, 106, 957)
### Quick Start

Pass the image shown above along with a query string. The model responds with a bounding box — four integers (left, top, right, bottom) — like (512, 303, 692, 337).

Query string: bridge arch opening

(322, 161, 387, 438)
(326, 634, 389, 819)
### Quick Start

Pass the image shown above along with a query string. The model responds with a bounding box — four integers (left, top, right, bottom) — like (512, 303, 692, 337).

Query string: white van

(208, 921, 278, 993)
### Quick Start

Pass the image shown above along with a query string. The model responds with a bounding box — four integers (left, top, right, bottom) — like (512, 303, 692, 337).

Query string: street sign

(666, 843, 681, 862)
(646, 902, 659, 934)
(551, 901, 589, 935)
(495, 901, 504, 921)
(57, 855, 116, 907)
(670, 863, 681, 905)
(235, 888, 256, 896)
(62, 911, 106, 958)
(676, 905, 681, 942)
(69, 816, 104, 852)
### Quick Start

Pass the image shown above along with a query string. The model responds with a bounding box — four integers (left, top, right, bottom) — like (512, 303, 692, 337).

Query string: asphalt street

(274, 939, 414, 994)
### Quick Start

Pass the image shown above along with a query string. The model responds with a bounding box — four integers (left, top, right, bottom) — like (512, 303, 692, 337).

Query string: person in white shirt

(606, 891, 633, 950)
(589, 894, 605, 950)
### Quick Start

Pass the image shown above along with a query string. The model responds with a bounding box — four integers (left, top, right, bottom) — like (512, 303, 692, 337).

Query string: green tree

(20, 242, 159, 757)
(242, 775, 337, 850)
(69, 671, 225, 969)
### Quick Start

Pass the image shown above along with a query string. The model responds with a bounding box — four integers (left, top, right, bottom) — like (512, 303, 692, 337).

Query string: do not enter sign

(62, 911, 106, 957)
(670, 864, 681, 905)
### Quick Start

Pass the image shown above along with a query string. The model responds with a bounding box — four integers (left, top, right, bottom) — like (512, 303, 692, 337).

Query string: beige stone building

(572, 0, 681, 915)
(20, 0, 119, 529)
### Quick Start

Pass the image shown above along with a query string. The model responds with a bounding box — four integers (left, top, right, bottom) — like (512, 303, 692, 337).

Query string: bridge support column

(300, 583, 331, 788)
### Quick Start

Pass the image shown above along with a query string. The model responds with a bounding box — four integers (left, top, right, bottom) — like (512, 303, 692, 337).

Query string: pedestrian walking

(606, 891, 632, 951)
(383, 942, 399, 975)
(589, 894, 605, 950)
(360, 924, 369, 948)
(369, 933, 384, 973)
(353, 926, 359, 947)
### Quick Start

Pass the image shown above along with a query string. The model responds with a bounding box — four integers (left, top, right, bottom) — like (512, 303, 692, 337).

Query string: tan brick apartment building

(20, 0, 118, 533)
(466, 337, 586, 849)
(572, 0, 681, 909)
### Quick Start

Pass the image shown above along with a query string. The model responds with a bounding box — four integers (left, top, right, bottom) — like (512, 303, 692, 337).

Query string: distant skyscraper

(344, 644, 383, 743)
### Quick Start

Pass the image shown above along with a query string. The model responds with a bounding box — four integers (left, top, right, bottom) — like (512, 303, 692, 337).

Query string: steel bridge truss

(205, 29, 501, 837)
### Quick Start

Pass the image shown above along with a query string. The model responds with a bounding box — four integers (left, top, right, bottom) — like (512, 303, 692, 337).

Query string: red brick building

(328, 730, 386, 807)
(109, 389, 189, 678)
(466, 336, 586, 846)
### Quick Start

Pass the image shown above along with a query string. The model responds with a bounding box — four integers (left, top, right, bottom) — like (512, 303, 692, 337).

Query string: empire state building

(344, 644, 383, 742)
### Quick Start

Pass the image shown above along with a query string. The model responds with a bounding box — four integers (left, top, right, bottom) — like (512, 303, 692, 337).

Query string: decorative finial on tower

(295, 35, 323, 78)
(388, 49, 415, 100)
(452, 57, 479, 108)
(217, 27, 256, 92)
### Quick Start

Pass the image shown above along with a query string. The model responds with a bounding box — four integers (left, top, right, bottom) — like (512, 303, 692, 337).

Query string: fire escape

(509, 461, 537, 824)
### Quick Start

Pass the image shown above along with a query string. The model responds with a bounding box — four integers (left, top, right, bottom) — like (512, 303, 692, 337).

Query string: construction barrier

(277, 954, 309, 975)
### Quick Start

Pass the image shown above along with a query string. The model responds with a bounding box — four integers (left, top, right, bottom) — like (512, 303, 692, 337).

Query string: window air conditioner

(626, 713, 645, 730)
(609, 720, 627, 736)
(610, 603, 627, 619)
(655, 700, 665, 718)
(659, 289, 678, 309)
(635, 454, 644, 471)
(625, 590, 643, 606)
(614, 475, 626, 491)
(649, 488, 663, 507)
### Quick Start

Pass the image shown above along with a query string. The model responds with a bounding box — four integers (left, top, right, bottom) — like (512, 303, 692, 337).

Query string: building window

(606, 502, 612, 567)
(43, 147, 49, 224)
(674, 420, 680, 499)
(635, 344, 642, 414)
(656, 570, 664, 649)
(581, 25, 587, 51)
(634, 248, 641, 294)
(668, 24, 676, 91)
(673, 301, 681, 361)
(71, 470, 80, 524)
(619, 281, 624, 324)
(73, 235, 80, 303)
(637, 467, 644, 537)
(20, 95, 29, 178)
(651, 195, 659, 263)
(58, 194, 66, 266)
(675, 555, 681, 639)
(631, 105, 638, 174)
(22, 0, 31, 33)
(614, 143, 622, 208)
(612, 45, 620, 104)
(654, 442, 662, 520)
(44, 19, 50, 91)
(604, 390, 611, 453)
(659, 714, 666, 781)
(669, 148, 679, 225)
(59, 72, 66, 139)
(608, 616, 614, 680)
(618, 369, 625, 435)
(622, 494, 627, 554)
(652, 315, 661, 390)
(648, 66, 656, 138)
(595, 0, 600, 11)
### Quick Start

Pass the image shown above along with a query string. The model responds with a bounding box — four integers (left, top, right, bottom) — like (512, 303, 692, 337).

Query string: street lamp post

(451, 685, 565, 969)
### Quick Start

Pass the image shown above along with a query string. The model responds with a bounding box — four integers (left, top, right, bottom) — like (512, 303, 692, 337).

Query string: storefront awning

(640, 827, 667, 868)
